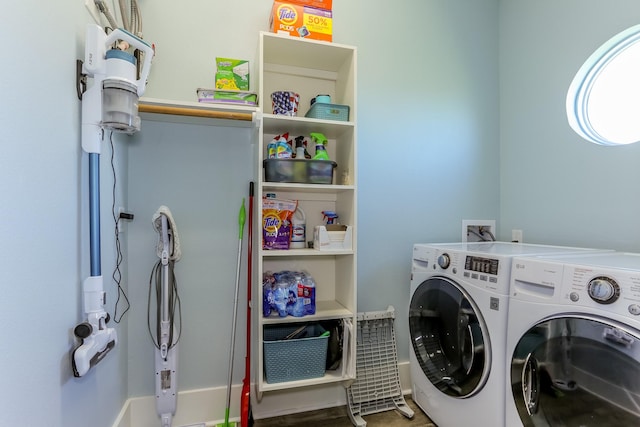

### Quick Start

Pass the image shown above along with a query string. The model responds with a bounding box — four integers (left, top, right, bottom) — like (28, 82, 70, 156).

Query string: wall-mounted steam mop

(149, 206, 182, 427)
(73, 23, 153, 377)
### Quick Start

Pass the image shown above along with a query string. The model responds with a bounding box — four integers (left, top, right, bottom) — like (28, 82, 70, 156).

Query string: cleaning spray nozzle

(294, 135, 308, 159)
(310, 132, 329, 160)
(310, 132, 327, 145)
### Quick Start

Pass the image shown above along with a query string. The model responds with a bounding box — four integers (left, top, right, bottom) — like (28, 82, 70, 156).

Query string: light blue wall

(126, 121, 255, 396)
(500, 0, 640, 251)
(5, 0, 638, 424)
(128, 0, 499, 397)
(0, 2, 128, 427)
(337, 0, 499, 363)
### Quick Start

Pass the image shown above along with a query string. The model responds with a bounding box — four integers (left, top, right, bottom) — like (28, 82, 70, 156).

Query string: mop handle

(225, 199, 246, 415)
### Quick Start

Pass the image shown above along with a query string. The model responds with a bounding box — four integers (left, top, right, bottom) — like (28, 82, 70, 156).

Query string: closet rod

(139, 104, 254, 122)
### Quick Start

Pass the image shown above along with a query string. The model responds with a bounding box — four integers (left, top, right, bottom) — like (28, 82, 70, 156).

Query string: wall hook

(76, 59, 87, 100)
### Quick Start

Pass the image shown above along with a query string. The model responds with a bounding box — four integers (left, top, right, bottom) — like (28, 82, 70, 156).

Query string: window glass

(566, 25, 640, 145)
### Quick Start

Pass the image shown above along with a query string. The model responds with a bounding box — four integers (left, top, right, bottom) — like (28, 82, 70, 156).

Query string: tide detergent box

(270, 0, 333, 42)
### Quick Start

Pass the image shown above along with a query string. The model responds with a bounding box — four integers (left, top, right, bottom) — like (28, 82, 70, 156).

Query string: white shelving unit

(255, 32, 358, 398)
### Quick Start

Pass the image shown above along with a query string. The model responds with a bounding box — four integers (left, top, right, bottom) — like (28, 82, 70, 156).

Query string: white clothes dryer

(409, 242, 605, 427)
(506, 252, 640, 427)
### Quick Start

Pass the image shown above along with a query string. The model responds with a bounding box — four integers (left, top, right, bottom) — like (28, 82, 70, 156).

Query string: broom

(240, 182, 254, 426)
(217, 198, 246, 427)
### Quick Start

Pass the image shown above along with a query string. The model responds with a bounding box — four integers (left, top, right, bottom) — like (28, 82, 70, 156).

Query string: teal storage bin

(263, 323, 328, 383)
(305, 102, 350, 121)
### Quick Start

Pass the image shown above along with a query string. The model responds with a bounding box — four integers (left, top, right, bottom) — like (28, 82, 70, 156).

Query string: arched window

(566, 24, 640, 145)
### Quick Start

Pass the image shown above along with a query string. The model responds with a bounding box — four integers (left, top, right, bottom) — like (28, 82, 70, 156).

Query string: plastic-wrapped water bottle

(273, 280, 291, 317)
(301, 273, 316, 315)
(290, 275, 306, 317)
(289, 272, 315, 317)
(262, 271, 276, 317)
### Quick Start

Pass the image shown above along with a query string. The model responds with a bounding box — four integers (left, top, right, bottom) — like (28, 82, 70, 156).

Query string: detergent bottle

(310, 132, 330, 160)
(290, 206, 306, 249)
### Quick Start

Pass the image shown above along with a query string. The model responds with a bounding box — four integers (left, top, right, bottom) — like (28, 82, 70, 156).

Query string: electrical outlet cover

(511, 229, 523, 243)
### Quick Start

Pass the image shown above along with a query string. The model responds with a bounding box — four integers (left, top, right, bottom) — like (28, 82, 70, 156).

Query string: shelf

(261, 300, 353, 324)
(260, 368, 348, 393)
(261, 248, 354, 257)
(256, 31, 357, 399)
(261, 32, 356, 73)
(262, 114, 354, 137)
(261, 182, 354, 193)
(139, 97, 259, 127)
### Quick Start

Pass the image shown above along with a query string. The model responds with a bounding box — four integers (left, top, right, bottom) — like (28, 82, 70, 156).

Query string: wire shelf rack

(346, 306, 414, 427)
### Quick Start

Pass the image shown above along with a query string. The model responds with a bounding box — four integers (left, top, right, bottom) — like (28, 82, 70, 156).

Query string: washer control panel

(465, 255, 499, 276)
(412, 245, 510, 295)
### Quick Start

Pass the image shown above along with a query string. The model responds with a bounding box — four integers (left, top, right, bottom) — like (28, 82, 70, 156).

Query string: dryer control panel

(511, 255, 640, 321)
(564, 265, 640, 319)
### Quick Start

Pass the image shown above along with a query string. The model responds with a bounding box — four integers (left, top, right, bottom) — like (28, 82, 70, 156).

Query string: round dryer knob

(437, 253, 451, 269)
(587, 276, 620, 304)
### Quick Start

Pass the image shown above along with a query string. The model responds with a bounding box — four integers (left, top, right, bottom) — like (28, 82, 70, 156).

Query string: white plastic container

(313, 224, 353, 251)
(290, 207, 306, 249)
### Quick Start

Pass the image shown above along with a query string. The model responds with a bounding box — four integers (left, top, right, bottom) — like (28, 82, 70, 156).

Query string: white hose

(118, 0, 130, 31)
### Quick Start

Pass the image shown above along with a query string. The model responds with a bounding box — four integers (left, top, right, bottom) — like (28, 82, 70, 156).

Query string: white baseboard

(112, 385, 243, 427)
(112, 361, 411, 427)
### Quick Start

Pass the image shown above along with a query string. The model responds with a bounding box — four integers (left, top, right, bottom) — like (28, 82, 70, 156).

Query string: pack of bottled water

(263, 270, 316, 317)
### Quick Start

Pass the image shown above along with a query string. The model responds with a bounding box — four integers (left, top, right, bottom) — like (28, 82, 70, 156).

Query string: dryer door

(511, 315, 640, 426)
(409, 276, 490, 398)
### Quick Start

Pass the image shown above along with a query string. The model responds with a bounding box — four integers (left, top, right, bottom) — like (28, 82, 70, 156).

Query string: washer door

(511, 315, 640, 426)
(409, 276, 490, 398)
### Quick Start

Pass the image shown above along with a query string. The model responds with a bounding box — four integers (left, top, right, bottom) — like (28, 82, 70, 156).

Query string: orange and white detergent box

(269, 0, 333, 42)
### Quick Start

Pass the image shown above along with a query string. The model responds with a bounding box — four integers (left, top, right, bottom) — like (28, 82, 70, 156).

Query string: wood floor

(253, 397, 436, 427)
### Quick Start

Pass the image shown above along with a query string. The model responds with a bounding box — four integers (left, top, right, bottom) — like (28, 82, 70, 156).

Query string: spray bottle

(294, 135, 306, 159)
(310, 132, 329, 160)
(292, 135, 308, 182)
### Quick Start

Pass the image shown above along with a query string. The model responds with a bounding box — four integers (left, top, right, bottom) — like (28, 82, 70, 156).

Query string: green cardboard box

(215, 57, 249, 91)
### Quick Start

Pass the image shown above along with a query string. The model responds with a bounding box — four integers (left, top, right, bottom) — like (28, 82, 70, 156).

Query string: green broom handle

(239, 198, 246, 238)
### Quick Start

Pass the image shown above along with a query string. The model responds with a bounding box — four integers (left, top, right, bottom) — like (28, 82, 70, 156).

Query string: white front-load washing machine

(409, 242, 606, 427)
(507, 252, 640, 427)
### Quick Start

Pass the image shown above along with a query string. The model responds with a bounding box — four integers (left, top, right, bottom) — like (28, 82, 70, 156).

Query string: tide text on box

(270, 1, 333, 42)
